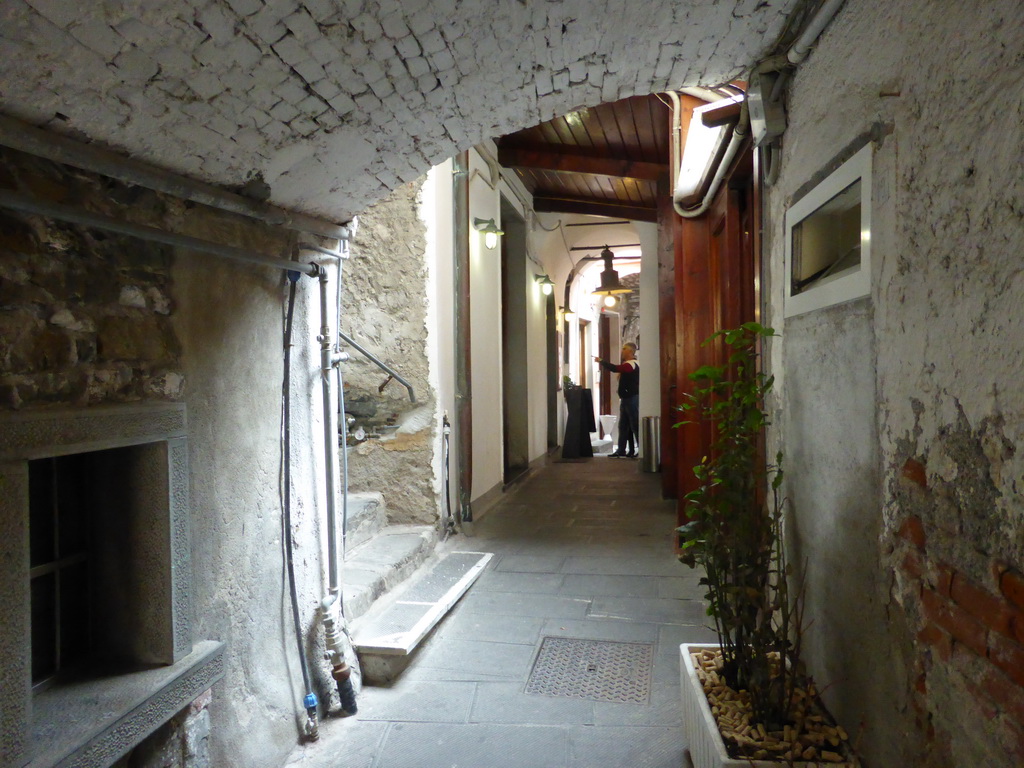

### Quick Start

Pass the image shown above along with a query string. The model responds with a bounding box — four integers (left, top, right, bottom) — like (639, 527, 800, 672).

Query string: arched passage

(0, 1, 801, 220)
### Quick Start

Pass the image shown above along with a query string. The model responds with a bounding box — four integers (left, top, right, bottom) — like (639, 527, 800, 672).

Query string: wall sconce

(603, 295, 617, 308)
(535, 274, 554, 295)
(562, 306, 576, 321)
(473, 217, 503, 250)
(591, 247, 632, 297)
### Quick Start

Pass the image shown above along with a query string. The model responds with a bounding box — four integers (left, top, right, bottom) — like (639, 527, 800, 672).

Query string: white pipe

(673, 125, 746, 219)
(318, 268, 342, 595)
(787, 0, 847, 65)
(666, 91, 681, 193)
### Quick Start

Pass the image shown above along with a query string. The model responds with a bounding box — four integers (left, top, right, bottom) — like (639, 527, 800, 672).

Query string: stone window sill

(28, 641, 224, 768)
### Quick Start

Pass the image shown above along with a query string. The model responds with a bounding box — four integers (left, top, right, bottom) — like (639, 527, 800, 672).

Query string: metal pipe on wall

(0, 188, 318, 276)
(452, 151, 474, 528)
(318, 267, 343, 595)
(0, 114, 350, 241)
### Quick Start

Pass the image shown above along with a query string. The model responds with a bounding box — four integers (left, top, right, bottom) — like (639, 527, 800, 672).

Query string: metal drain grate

(524, 636, 654, 704)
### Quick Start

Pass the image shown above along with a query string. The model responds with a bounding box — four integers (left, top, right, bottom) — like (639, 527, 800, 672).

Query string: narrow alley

(287, 458, 711, 768)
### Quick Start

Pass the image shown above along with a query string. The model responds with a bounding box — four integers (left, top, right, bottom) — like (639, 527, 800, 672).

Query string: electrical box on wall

(747, 70, 787, 147)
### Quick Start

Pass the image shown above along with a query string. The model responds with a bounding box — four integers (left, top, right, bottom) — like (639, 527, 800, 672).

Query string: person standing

(595, 342, 640, 458)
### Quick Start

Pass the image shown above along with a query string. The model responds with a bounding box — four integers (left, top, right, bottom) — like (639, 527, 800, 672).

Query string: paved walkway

(287, 457, 715, 768)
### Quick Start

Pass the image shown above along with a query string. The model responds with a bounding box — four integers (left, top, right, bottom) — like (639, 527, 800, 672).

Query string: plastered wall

(0, 147, 338, 768)
(765, 1, 1024, 765)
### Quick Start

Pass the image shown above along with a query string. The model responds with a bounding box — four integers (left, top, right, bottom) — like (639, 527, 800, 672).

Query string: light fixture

(535, 274, 554, 295)
(591, 247, 632, 297)
(603, 295, 617, 308)
(674, 95, 742, 207)
(472, 217, 503, 249)
(562, 306, 576, 320)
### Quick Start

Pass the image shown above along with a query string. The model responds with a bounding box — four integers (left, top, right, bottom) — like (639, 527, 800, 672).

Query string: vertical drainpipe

(453, 151, 474, 529)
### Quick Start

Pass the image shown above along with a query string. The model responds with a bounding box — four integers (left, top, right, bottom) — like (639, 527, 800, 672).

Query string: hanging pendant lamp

(592, 247, 632, 296)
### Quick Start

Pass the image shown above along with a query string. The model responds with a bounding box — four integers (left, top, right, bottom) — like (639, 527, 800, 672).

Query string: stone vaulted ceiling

(0, 0, 801, 222)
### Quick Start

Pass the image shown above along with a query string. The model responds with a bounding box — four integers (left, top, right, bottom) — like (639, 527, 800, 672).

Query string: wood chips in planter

(691, 649, 857, 765)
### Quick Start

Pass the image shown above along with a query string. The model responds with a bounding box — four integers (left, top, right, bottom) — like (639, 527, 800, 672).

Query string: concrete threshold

(351, 550, 492, 682)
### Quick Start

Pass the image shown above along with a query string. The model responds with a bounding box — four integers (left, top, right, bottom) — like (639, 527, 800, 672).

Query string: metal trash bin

(640, 416, 660, 473)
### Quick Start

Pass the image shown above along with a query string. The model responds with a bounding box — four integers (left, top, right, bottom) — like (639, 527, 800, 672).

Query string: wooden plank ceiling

(497, 94, 671, 223)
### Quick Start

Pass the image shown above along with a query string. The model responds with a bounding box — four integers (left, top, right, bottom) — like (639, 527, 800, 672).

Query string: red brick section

(895, 526, 1024, 756)
(921, 586, 989, 657)
(988, 631, 1024, 687)
(897, 514, 927, 550)
(901, 457, 928, 488)
(999, 567, 1024, 612)
(949, 571, 1018, 638)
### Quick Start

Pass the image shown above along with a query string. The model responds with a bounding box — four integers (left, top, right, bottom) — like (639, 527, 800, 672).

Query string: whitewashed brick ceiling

(0, 0, 798, 221)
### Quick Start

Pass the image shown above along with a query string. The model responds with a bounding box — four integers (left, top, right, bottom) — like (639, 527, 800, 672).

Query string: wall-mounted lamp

(535, 274, 554, 295)
(603, 295, 618, 308)
(562, 306, 576, 320)
(472, 217, 503, 249)
(591, 247, 632, 297)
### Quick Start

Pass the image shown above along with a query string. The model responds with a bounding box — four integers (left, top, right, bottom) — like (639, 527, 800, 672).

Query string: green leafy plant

(676, 322, 802, 729)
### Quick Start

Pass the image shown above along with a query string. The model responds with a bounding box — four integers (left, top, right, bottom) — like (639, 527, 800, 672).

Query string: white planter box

(679, 643, 855, 768)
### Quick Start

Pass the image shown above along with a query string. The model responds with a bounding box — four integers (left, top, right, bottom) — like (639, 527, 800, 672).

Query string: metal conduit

(0, 188, 317, 276)
(453, 151, 473, 528)
(0, 115, 349, 241)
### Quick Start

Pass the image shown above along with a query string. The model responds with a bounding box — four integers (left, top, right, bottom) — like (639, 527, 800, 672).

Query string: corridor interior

(287, 458, 712, 768)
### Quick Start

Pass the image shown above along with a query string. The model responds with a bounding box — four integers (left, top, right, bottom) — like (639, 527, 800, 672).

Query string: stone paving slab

(470, 681, 596, 726)
(354, 680, 476, 724)
(374, 723, 569, 768)
(539, 618, 663, 645)
(561, 555, 684, 577)
(567, 724, 685, 768)
(588, 596, 710, 625)
(457, 591, 593, 620)
(471, 570, 565, 594)
(412, 638, 537, 681)
(431, 612, 545, 646)
(559, 573, 666, 598)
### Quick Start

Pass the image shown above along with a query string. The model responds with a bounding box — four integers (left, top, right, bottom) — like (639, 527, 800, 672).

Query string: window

(784, 145, 872, 317)
(1, 404, 224, 768)
(29, 455, 93, 687)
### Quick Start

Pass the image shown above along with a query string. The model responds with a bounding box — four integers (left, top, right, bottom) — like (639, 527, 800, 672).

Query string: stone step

(351, 550, 492, 683)
(341, 524, 438, 622)
(344, 491, 388, 552)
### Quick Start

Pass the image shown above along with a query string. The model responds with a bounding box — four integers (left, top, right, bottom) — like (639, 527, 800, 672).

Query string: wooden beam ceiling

(533, 195, 659, 223)
(497, 94, 670, 223)
(498, 146, 667, 182)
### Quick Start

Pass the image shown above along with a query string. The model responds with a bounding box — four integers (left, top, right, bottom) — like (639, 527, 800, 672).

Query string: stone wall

(766, 0, 1024, 765)
(115, 690, 213, 768)
(0, 147, 331, 768)
(0, 149, 182, 409)
(343, 179, 438, 526)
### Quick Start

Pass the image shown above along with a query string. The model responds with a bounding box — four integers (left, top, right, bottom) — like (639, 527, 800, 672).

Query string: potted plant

(675, 323, 855, 767)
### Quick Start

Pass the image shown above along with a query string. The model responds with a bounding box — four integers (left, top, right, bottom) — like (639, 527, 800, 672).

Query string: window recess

(784, 145, 872, 317)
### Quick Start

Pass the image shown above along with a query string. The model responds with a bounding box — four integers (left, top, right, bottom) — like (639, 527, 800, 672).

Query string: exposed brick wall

(894, 458, 1024, 764)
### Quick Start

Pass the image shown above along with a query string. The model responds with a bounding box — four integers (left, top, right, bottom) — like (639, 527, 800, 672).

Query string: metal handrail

(338, 331, 416, 403)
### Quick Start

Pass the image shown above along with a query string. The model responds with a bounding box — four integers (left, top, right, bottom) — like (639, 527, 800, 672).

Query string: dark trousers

(617, 394, 639, 455)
